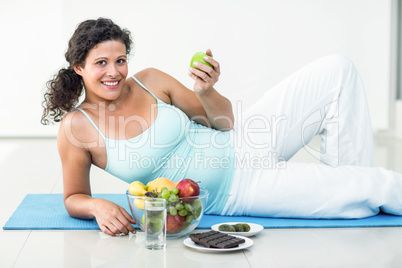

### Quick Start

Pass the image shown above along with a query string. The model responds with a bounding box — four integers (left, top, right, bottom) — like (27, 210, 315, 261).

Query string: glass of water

(144, 198, 166, 250)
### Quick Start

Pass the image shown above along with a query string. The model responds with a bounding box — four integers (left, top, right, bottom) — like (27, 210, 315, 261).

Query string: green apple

(190, 52, 213, 70)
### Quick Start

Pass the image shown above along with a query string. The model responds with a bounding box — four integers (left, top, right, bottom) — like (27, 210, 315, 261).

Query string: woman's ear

(73, 65, 83, 76)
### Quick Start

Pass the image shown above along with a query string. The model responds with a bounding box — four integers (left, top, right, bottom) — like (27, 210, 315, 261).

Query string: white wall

(0, 0, 391, 137)
(0, 0, 64, 136)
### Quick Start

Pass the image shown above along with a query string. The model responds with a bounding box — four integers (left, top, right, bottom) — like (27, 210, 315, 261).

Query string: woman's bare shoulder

(131, 68, 168, 84)
(129, 68, 173, 103)
(59, 110, 88, 134)
(58, 110, 96, 150)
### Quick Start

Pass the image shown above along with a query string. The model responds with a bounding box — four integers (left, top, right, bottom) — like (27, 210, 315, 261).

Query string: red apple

(176, 179, 200, 202)
(166, 213, 186, 233)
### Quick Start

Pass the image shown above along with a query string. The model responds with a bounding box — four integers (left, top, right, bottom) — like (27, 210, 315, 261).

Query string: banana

(134, 198, 145, 210)
(128, 181, 147, 196)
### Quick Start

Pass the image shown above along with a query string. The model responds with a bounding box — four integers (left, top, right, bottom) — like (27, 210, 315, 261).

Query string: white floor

(1, 136, 402, 268)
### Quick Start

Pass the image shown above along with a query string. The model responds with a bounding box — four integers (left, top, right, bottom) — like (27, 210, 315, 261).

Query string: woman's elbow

(215, 115, 234, 131)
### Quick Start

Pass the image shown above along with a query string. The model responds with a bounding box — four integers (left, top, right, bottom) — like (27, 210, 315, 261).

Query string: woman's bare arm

(136, 51, 234, 131)
(58, 112, 136, 236)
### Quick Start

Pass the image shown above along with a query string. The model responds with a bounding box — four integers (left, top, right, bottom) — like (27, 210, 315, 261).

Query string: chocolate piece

(189, 231, 246, 249)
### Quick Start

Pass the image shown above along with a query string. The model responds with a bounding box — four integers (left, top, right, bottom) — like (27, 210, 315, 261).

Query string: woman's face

(74, 40, 128, 103)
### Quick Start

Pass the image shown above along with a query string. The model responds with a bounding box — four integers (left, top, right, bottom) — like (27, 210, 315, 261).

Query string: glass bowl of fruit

(126, 177, 209, 239)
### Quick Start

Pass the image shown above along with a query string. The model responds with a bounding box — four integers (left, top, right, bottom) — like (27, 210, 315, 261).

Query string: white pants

(222, 54, 402, 218)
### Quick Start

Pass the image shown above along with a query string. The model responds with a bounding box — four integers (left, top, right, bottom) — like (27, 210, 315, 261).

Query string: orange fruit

(147, 177, 176, 193)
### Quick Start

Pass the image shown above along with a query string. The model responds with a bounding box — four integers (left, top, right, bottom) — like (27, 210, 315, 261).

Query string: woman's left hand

(188, 49, 221, 95)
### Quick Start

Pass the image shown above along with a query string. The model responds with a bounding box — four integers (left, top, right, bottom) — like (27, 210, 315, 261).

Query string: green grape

(184, 203, 193, 212)
(193, 206, 202, 219)
(161, 186, 168, 192)
(169, 207, 177, 216)
(175, 203, 184, 211)
(178, 209, 188, 217)
(150, 215, 161, 224)
(192, 199, 202, 209)
(169, 193, 179, 203)
(157, 193, 163, 198)
(162, 190, 170, 199)
(185, 215, 193, 223)
(170, 187, 179, 195)
(149, 211, 164, 222)
(150, 218, 163, 233)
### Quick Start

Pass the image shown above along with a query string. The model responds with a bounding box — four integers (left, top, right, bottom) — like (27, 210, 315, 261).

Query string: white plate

(183, 234, 253, 252)
(211, 222, 264, 237)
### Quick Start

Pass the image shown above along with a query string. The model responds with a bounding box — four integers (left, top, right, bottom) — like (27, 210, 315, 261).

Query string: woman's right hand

(91, 198, 136, 236)
(59, 112, 136, 237)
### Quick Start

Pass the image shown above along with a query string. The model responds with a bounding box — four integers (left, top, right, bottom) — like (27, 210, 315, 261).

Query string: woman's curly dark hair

(41, 18, 133, 125)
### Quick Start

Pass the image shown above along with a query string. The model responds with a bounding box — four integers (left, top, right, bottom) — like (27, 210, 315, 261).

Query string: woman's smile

(101, 80, 121, 89)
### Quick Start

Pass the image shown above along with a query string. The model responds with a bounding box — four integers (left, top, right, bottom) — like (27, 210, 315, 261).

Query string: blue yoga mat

(3, 194, 402, 230)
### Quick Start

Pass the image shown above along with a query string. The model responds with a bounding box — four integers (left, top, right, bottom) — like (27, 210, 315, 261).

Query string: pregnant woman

(42, 17, 402, 236)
